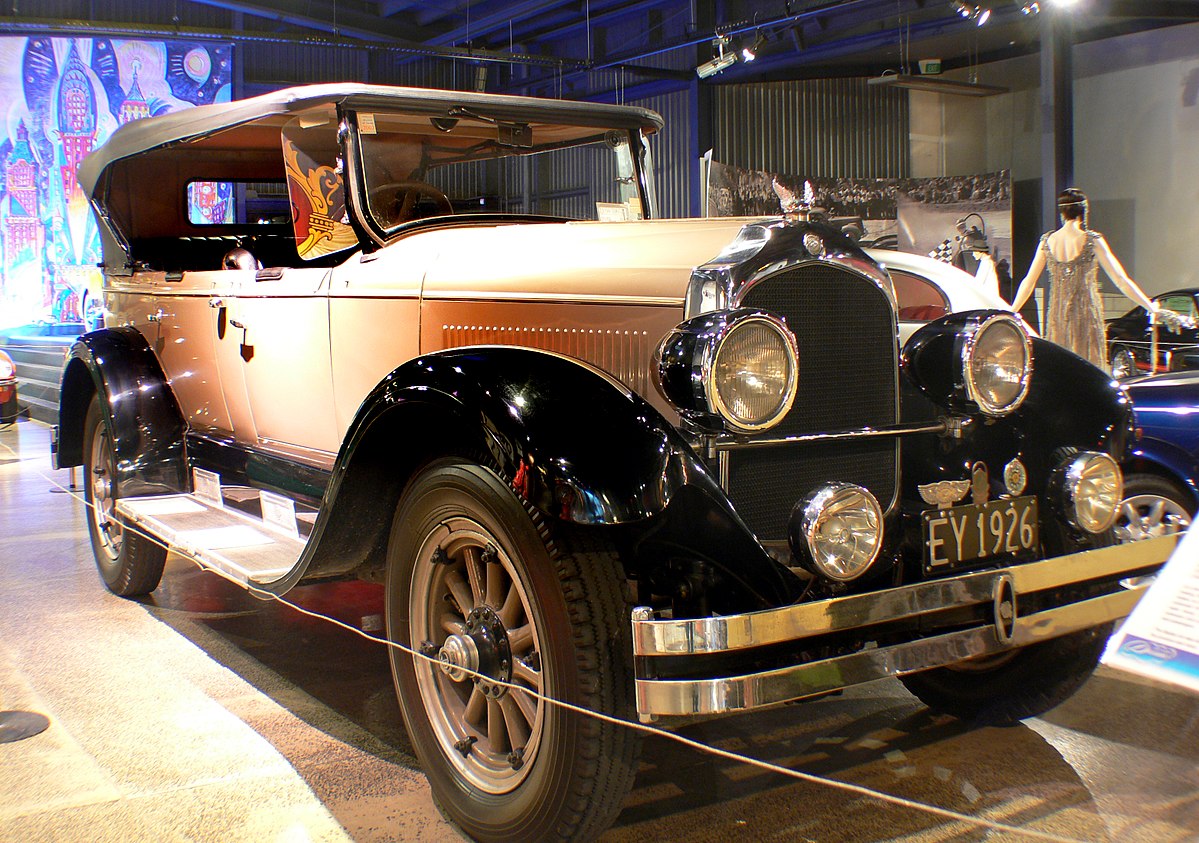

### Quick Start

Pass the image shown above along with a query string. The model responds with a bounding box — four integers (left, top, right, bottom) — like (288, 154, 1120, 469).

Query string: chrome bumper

(632, 535, 1176, 718)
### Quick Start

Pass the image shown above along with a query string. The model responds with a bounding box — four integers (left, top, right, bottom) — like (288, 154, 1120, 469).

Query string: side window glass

(891, 269, 949, 321)
(1160, 295, 1192, 316)
(281, 109, 359, 260)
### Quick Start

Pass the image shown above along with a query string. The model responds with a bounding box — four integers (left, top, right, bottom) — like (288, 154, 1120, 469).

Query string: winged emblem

(919, 479, 971, 508)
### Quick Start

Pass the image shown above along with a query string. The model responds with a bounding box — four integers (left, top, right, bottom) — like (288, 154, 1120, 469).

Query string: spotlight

(741, 30, 765, 62)
(696, 36, 736, 78)
(976, 7, 991, 24)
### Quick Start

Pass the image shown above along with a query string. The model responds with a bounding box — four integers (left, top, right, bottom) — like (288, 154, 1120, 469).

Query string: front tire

(82, 396, 167, 596)
(386, 459, 639, 842)
(899, 624, 1112, 725)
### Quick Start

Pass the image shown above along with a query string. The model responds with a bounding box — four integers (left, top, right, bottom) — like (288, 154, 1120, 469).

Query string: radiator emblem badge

(919, 479, 970, 508)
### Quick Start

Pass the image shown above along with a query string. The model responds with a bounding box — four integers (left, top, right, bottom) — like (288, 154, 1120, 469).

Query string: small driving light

(1056, 452, 1123, 534)
(790, 483, 883, 582)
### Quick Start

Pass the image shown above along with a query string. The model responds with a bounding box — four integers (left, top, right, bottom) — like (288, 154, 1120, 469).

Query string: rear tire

(82, 396, 167, 596)
(899, 624, 1111, 725)
(385, 459, 639, 842)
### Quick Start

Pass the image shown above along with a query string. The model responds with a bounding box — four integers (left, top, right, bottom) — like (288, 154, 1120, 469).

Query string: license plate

(922, 496, 1039, 571)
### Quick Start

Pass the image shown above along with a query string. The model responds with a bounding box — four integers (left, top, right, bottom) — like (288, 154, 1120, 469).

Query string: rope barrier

(0, 422, 1091, 843)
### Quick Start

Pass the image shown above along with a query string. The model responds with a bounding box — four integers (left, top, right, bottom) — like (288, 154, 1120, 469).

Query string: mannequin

(1011, 188, 1162, 368)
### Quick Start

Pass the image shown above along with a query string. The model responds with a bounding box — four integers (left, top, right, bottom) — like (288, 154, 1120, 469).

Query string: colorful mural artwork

(0, 37, 233, 329)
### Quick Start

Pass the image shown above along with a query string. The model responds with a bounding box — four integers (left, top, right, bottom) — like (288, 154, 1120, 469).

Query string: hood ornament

(773, 179, 816, 222)
(919, 479, 971, 508)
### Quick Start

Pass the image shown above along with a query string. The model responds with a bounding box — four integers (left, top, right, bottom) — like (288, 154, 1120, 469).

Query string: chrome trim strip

(635, 585, 1147, 716)
(714, 420, 948, 451)
(633, 534, 1176, 656)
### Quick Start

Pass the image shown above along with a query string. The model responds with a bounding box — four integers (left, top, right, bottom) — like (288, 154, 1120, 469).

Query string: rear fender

(57, 327, 187, 496)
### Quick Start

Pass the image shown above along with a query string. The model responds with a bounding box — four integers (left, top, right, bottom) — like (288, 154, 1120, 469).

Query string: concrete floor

(3, 416, 1199, 842)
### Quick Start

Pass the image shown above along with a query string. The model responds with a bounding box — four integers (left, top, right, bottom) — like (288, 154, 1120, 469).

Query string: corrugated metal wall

(713, 79, 909, 179)
(633, 88, 693, 218)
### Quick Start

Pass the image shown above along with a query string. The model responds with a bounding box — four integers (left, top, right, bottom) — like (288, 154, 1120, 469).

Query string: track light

(951, 2, 992, 25)
(741, 31, 765, 62)
(696, 36, 736, 78)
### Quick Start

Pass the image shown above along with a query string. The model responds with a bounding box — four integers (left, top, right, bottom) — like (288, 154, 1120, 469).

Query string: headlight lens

(709, 316, 798, 432)
(1062, 452, 1123, 533)
(790, 483, 883, 582)
(964, 315, 1032, 415)
(0, 353, 13, 380)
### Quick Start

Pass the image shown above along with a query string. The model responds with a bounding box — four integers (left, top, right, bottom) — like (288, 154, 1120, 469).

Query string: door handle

(208, 297, 224, 308)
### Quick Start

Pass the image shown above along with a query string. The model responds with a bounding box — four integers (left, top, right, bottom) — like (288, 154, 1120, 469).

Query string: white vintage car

(56, 84, 1172, 843)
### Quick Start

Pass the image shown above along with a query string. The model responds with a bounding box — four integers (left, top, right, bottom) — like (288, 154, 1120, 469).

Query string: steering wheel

(370, 180, 453, 224)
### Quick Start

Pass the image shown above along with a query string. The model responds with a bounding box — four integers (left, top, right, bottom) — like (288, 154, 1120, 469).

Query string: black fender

(57, 327, 187, 497)
(295, 346, 802, 611)
(901, 314, 1133, 552)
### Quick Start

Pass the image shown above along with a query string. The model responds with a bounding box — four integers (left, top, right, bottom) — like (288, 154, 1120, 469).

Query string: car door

(214, 266, 340, 464)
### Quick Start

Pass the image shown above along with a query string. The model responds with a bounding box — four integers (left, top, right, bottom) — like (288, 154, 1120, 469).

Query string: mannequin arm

(1094, 235, 1156, 312)
(1010, 248, 1047, 312)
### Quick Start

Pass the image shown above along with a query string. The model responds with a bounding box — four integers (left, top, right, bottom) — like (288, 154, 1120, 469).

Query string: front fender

(57, 327, 187, 497)
(299, 346, 801, 610)
(344, 347, 713, 525)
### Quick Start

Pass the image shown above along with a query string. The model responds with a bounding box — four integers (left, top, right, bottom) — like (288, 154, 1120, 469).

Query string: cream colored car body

(104, 217, 756, 464)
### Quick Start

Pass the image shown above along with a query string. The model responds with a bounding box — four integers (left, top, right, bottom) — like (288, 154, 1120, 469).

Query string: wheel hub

(443, 605, 512, 698)
(437, 634, 479, 682)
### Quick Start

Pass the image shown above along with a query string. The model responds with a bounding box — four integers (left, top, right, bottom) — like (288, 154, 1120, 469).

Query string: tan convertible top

(78, 83, 665, 201)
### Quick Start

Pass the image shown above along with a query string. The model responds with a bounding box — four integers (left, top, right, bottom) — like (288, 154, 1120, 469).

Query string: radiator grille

(441, 324, 652, 396)
(729, 263, 899, 540)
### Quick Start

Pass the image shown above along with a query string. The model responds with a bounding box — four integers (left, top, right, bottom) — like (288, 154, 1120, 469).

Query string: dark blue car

(1119, 369, 1199, 541)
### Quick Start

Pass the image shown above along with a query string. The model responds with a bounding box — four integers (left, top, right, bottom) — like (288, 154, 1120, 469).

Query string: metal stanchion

(1150, 314, 1160, 374)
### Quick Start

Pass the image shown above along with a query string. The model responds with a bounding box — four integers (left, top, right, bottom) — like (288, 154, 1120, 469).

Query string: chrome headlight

(1056, 452, 1123, 533)
(656, 309, 798, 433)
(709, 315, 798, 432)
(961, 314, 1032, 415)
(789, 483, 883, 582)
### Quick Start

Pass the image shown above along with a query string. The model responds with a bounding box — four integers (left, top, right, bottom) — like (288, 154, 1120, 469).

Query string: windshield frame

(340, 106, 656, 248)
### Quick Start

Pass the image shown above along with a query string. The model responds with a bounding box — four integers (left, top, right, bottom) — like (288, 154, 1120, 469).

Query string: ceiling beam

(187, 0, 435, 43)
(422, 0, 580, 46)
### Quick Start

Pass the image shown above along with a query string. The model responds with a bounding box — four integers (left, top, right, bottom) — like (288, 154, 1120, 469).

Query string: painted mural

(0, 37, 232, 330)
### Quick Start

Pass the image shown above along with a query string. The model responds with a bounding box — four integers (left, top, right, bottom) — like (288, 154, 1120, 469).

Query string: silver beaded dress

(1040, 229, 1106, 368)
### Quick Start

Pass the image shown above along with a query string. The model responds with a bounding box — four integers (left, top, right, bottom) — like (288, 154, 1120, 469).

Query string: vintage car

(868, 248, 1012, 344)
(0, 349, 18, 424)
(1107, 288, 1199, 378)
(1116, 369, 1199, 541)
(56, 84, 1174, 842)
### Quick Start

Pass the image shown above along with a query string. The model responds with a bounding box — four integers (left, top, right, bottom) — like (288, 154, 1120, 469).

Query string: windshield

(353, 109, 645, 233)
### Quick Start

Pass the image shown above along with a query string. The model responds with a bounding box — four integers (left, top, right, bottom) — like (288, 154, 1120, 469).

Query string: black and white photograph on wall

(703, 155, 1020, 315)
(703, 156, 898, 247)
(896, 171, 1014, 303)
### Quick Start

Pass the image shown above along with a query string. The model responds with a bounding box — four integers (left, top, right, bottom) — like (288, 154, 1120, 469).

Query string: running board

(116, 493, 308, 585)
